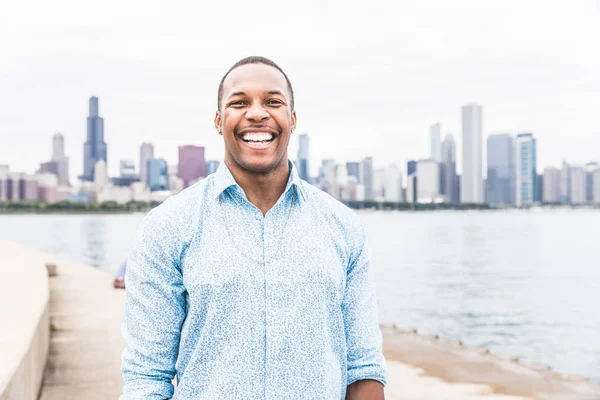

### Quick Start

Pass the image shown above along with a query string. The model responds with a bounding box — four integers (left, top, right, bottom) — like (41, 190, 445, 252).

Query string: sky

(1, 0, 599, 180)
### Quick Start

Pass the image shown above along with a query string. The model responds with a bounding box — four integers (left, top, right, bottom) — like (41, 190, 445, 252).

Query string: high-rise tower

(461, 104, 483, 203)
(82, 97, 107, 181)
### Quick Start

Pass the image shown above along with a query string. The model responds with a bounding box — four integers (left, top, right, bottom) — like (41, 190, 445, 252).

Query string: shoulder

(301, 182, 364, 244)
(137, 177, 212, 245)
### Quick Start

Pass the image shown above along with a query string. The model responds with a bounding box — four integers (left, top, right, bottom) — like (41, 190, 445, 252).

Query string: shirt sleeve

(342, 220, 387, 387)
(120, 210, 187, 399)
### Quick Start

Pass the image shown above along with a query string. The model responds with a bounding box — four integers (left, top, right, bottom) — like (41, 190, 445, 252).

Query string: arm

(120, 211, 186, 399)
(346, 379, 384, 400)
(343, 220, 387, 399)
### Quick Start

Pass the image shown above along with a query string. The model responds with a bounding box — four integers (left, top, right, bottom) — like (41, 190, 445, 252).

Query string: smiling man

(120, 56, 386, 400)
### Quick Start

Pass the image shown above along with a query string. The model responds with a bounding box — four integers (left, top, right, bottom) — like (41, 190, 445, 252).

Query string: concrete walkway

(39, 256, 125, 400)
(37, 253, 600, 400)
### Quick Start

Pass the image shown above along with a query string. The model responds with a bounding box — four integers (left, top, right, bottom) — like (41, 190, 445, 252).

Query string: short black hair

(217, 56, 294, 112)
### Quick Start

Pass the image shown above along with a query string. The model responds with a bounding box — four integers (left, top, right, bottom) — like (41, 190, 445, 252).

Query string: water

(1, 209, 599, 381)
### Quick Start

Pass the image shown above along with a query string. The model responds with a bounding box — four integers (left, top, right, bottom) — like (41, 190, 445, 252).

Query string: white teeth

(242, 132, 274, 142)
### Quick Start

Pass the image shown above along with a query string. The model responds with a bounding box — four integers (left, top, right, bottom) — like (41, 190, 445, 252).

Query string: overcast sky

(1, 0, 599, 180)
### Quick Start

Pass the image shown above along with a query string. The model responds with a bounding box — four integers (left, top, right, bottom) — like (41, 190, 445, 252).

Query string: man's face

(215, 63, 296, 174)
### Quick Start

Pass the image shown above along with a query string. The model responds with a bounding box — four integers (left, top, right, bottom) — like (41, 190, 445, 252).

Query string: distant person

(120, 56, 386, 399)
(113, 259, 127, 289)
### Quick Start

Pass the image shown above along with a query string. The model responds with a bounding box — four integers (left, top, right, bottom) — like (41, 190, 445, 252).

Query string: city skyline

(1, 2, 599, 179)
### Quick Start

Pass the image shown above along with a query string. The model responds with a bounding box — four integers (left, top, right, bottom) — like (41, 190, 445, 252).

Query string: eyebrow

(227, 90, 286, 98)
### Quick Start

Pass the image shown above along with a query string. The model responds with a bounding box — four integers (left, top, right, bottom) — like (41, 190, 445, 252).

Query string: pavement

(35, 253, 600, 400)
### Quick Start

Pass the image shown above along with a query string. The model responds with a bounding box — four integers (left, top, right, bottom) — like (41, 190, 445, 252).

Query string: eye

(267, 99, 284, 106)
(229, 100, 247, 107)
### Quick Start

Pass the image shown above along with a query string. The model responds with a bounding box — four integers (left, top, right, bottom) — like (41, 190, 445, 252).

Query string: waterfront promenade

(2, 240, 600, 400)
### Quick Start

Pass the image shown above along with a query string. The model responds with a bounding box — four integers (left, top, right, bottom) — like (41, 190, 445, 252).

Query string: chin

(238, 156, 284, 174)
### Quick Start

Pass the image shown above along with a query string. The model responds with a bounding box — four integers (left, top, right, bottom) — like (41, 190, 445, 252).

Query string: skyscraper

(441, 133, 458, 203)
(52, 133, 65, 159)
(148, 158, 168, 191)
(585, 162, 598, 203)
(346, 162, 360, 182)
(430, 122, 441, 162)
(407, 160, 417, 176)
(178, 145, 206, 188)
(461, 104, 483, 203)
(383, 164, 403, 202)
(82, 97, 107, 181)
(360, 157, 374, 201)
(515, 133, 537, 206)
(297, 133, 310, 181)
(486, 134, 515, 206)
(51, 132, 69, 185)
(593, 168, 600, 204)
(570, 166, 587, 205)
(542, 167, 561, 203)
(139, 143, 155, 185)
(559, 161, 571, 203)
(417, 159, 440, 203)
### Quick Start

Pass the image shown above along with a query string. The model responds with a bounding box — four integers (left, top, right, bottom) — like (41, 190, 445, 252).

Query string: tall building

(430, 122, 441, 162)
(570, 166, 587, 205)
(406, 174, 417, 203)
(559, 161, 571, 204)
(383, 164, 403, 202)
(441, 133, 458, 203)
(486, 134, 515, 206)
(417, 159, 440, 203)
(82, 97, 107, 181)
(515, 133, 537, 207)
(178, 145, 206, 189)
(0, 166, 9, 202)
(593, 168, 600, 204)
(139, 143, 154, 185)
(542, 167, 561, 203)
(148, 158, 168, 191)
(585, 162, 598, 203)
(407, 160, 417, 176)
(52, 133, 65, 159)
(318, 160, 338, 197)
(206, 160, 220, 176)
(51, 133, 69, 185)
(461, 104, 483, 203)
(297, 133, 310, 181)
(360, 157, 374, 201)
(346, 162, 360, 182)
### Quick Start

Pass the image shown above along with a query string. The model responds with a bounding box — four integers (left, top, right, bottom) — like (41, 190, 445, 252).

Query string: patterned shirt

(120, 161, 386, 399)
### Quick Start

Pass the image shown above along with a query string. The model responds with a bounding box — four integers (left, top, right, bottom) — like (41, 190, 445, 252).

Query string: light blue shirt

(120, 161, 386, 399)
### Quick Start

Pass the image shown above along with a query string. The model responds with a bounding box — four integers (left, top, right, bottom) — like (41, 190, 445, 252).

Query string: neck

(225, 156, 290, 215)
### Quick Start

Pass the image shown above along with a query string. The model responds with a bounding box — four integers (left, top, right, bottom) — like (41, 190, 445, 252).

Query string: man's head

(214, 56, 297, 175)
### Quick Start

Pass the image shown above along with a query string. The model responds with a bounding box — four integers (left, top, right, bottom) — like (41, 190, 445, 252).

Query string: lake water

(1, 209, 599, 382)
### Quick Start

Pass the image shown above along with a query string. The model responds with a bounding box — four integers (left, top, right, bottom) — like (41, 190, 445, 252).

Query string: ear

(214, 111, 222, 135)
(290, 110, 297, 134)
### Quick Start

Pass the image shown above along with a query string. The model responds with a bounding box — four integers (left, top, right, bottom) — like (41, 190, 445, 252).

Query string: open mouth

(239, 132, 275, 148)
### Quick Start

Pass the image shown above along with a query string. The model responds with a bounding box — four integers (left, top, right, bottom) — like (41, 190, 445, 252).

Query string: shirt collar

(213, 160, 307, 202)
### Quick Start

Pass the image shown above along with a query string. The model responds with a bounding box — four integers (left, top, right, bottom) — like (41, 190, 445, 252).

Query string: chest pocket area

(282, 236, 347, 306)
(181, 243, 253, 294)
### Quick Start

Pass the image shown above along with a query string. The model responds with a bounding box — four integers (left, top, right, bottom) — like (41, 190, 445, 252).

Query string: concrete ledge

(0, 241, 50, 400)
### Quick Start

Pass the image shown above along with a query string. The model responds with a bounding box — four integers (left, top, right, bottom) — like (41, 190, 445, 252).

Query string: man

(121, 56, 386, 399)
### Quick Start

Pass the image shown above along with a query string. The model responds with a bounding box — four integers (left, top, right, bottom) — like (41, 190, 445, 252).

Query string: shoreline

(381, 325, 600, 400)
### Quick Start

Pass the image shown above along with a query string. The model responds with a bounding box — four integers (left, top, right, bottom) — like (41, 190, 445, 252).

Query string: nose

(245, 101, 269, 122)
